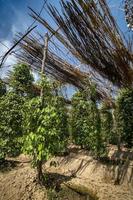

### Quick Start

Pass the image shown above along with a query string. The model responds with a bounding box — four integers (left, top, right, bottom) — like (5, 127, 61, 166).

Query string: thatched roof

(17, 35, 109, 99)
(17, 0, 133, 101)
(47, 0, 133, 87)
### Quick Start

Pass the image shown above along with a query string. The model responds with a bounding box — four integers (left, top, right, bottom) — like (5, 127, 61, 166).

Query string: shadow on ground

(96, 148, 133, 185)
(43, 172, 73, 192)
(0, 159, 19, 172)
(43, 172, 91, 200)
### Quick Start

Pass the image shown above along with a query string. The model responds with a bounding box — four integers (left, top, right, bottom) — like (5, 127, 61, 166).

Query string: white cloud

(0, 11, 29, 78)
(0, 3, 33, 78)
(0, 40, 17, 65)
(0, 40, 17, 78)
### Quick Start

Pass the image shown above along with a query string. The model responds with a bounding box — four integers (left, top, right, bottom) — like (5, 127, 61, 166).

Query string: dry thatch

(17, 0, 133, 101)
(17, 34, 109, 99)
(30, 0, 133, 84)
(47, 0, 133, 87)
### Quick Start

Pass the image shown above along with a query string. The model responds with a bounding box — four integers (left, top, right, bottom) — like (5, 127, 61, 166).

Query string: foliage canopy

(71, 84, 106, 157)
(115, 88, 133, 147)
(22, 76, 68, 180)
(0, 92, 24, 159)
(0, 79, 6, 97)
(9, 63, 34, 97)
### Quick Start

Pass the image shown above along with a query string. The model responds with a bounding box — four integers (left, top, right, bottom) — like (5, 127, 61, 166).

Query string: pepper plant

(9, 63, 34, 97)
(0, 92, 24, 159)
(100, 102, 114, 145)
(71, 83, 106, 157)
(23, 76, 68, 182)
(115, 88, 133, 148)
(0, 79, 6, 97)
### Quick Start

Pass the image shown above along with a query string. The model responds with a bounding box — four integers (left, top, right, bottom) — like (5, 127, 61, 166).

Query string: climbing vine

(0, 92, 24, 159)
(115, 88, 133, 147)
(71, 83, 106, 157)
(23, 77, 68, 181)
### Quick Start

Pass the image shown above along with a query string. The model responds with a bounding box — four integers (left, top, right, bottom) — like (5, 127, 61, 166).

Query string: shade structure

(17, 34, 109, 100)
(17, 0, 133, 102)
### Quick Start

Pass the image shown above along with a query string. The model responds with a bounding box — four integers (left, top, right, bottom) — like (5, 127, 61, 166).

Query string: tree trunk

(37, 160, 43, 183)
(117, 135, 121, 152)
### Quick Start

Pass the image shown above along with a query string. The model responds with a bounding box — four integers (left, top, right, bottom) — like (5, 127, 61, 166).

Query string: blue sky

(0, 0, 130, 69)
(0, 0, 37, 40)
(0, 0, 129, 40)
(0, 0, 60, 40)
(0, 0, 61, 68)
(0, 0, 128, 40)
(0, 0, 130, 97)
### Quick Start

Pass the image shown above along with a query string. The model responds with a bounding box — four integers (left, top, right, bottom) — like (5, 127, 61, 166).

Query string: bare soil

(0, 155, 47, 200)
(0, 145, 133, 200)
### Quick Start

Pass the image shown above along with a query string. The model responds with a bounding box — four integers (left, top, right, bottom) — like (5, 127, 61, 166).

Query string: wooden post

(37, 33, 49, 183)
(40, 32, 49, 97)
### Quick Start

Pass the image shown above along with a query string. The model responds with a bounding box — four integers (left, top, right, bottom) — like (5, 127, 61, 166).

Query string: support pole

(40, 28, 61, 98)
(37, 33, 49, 183)
(40, 32, 49, 97)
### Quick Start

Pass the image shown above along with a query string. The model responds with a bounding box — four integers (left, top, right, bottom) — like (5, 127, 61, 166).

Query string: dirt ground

(45, 145, 133, 200)
(0, 155, 47, 200)
(0, 146, 133, 200)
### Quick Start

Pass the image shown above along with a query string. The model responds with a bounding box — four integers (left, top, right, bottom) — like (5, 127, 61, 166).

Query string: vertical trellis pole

(37, 32, 49, 182)
(40, 32, 49, 97)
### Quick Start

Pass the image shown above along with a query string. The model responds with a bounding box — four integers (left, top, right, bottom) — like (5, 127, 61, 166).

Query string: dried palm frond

(30, 0, 133, 87)
(16, 0, 133, 103)
(47, 0, 133, 87)
(16, 34, 110, 99)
